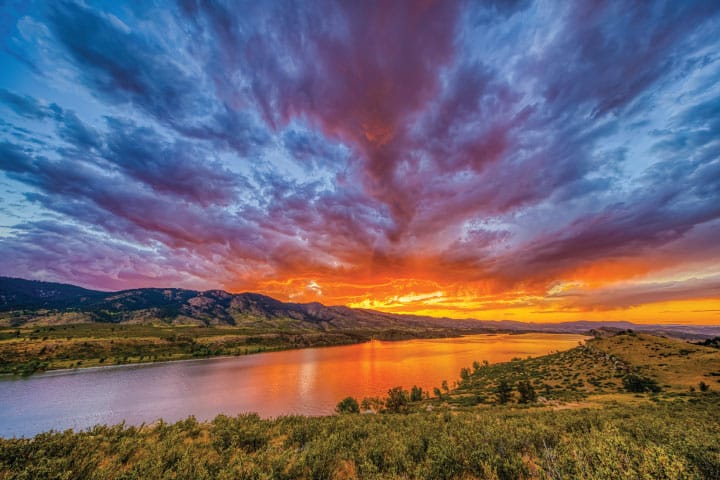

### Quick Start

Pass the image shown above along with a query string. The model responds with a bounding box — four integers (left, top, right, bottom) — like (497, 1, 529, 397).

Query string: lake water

(0, 333, 587, 437)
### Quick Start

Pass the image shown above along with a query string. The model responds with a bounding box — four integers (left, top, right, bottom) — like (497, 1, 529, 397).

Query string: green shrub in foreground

(335, 397, 360, 414)
(2, 396, 719, 479)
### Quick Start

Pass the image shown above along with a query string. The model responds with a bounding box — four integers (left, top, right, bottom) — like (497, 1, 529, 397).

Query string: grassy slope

(441, 331, 720, 407)
(0, 323, 466, 375)
(590, 333, 720, 391)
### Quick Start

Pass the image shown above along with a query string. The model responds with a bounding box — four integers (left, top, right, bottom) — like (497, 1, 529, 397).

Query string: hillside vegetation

(0, 323, 461, 376)
(438, 331, 720, 406)
(2, 332, 720, 479)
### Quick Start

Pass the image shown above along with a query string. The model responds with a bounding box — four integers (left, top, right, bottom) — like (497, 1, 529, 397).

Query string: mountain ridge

(1, 276, 719, 338)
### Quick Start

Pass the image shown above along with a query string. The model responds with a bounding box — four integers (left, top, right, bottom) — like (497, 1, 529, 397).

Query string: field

(2, 331, 720, 479)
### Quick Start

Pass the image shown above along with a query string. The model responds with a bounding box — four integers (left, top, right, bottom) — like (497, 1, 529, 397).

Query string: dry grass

(591, 333, 720, 391)
(444, 331, 720, 407)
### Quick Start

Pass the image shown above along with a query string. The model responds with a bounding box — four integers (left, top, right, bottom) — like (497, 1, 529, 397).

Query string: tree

(517, 380, 537, 403)
(410, 385, 424, 402)
(699, 381, 710, 392)
(385, 386, 410, 413)
(433, 387, 443, 400)
(441, 380, 450, 394)
(622, 373, 660, 393)
(335, 396, 359, 414)
(460, 367, 471, 382)
(472, 360, 481, 374)
(495, 380, 513, 404)
(360, 397, 384, 412)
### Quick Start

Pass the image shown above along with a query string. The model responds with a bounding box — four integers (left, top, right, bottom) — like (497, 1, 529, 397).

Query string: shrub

(385, 386, 409, 413)
(410, 385, 424, 402)
(622, 373, 661, 393)
(495, 380, 513, 404)
(517, 380, 537, 403)
(360, 396, 384, 412)
(210, 414, 268, 453)
(336, 396, 360, 414)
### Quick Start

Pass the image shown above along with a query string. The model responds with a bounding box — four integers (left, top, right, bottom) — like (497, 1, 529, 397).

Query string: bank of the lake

(0, 333, 587, 437)
(0, 323, 481, 376)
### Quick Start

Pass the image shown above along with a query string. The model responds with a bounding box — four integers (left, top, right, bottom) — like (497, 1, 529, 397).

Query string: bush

(622, 373, 661, 393)
(336, 396, 360, 414)
(410, 385, 424, 402)
(385, 386, 409, 413)
(495, 380, 513, 404)
(210, 414, 268, 453)
(2, 398, 720, 479)
(360, 396, 384, 413)
(517, 380, 537, 403)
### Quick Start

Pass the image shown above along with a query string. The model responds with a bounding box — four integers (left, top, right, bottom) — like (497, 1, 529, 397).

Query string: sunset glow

(1, 1, 719, 324)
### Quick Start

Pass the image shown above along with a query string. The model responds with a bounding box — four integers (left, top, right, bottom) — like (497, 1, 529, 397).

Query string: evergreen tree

(517, 380, 537, 403)
(495, 380, 513, 404)
(410, 385, 424, 402)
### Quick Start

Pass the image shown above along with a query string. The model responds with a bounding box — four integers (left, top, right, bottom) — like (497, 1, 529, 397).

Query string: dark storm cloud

(0, 89, 46, 119)
(43, 0, 269, 157)
(46, 1, 199, 121)
(51, 107, 103, 150)
(179, 0, 462, 236)
(101, 118, 245, 207)
(531, 1, 720, 119)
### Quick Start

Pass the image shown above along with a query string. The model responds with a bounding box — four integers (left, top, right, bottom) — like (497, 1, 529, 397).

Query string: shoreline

(0, 330, 589, 379)
(0, 332, 594, 438)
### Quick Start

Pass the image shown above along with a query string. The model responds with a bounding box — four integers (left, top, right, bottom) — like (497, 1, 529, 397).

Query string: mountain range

(1, 277, 719, 339)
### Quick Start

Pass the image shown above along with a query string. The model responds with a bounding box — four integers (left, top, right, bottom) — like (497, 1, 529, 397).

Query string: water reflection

(0, 333, 587, 437)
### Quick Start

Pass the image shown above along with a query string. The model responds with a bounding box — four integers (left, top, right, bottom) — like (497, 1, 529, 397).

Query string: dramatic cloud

(1, 0, 719, 323)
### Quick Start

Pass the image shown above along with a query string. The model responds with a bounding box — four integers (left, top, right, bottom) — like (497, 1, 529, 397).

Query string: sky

(0, 0, 719, 324)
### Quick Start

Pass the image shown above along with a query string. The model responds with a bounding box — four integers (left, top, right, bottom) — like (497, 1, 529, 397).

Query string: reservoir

(0, 333, 587, 437)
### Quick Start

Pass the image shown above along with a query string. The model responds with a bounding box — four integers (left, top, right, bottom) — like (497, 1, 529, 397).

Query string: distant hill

(0, 277, 106, 310)
(1, 277, 719, 338)
(0, 277, 492, 333)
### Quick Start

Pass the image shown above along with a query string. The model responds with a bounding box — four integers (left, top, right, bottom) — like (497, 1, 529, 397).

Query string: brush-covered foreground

(2, 399, 719, 480)
(2, 332, 720, 479)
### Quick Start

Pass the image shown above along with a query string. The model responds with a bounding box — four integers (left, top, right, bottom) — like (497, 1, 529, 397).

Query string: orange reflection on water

(192, 333, 589, 417)
(0, 333, 590, 437)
